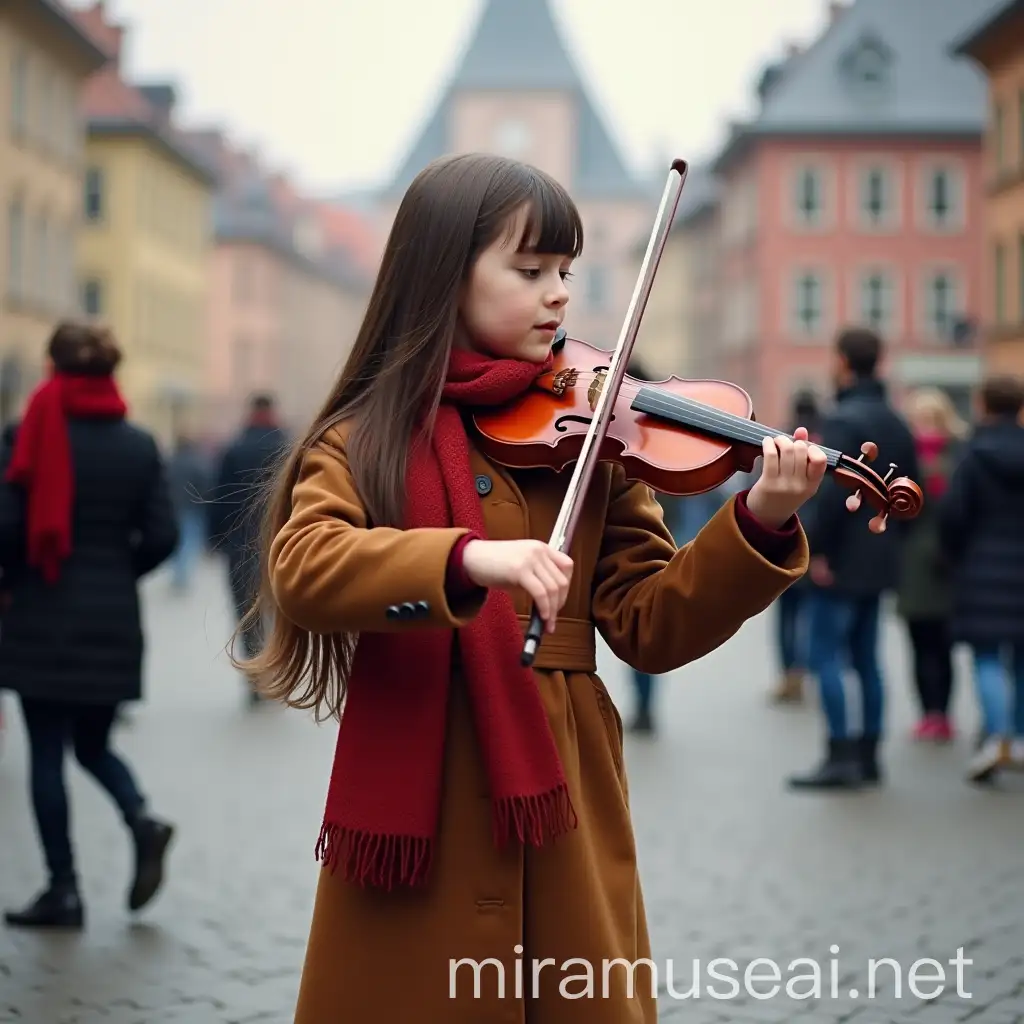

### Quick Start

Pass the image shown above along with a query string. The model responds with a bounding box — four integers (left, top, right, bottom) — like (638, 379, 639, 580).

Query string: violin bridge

(588, 369, 607, 410)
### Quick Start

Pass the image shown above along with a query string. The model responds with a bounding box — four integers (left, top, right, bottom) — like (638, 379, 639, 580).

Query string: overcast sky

(67, 0, 828, 195)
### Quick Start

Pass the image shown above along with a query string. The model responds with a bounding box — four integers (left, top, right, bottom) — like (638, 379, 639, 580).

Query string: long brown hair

(237, 152, 584, 721)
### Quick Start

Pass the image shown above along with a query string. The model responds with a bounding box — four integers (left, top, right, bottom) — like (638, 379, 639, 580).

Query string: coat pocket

(590, 674, 624, 777)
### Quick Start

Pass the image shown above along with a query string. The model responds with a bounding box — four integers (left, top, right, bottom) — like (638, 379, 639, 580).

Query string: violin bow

(521, 159, 690, 666)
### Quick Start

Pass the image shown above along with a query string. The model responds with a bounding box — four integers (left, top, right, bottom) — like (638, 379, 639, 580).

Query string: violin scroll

(832, 440, 924, 534)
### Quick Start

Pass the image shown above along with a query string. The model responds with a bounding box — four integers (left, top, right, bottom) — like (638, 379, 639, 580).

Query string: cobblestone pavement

(1, 557, 1023, 1023)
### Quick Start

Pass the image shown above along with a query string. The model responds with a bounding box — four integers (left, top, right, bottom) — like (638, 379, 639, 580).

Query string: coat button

(414, 600, 430, 617)
(386, 605, 400, 620)
(398, 602, 417, 619)
(475, 474, 492, 496)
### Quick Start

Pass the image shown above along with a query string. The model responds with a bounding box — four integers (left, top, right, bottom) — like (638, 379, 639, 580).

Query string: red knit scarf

(5, 373, 127, 583)
(315, 346, 578, 889)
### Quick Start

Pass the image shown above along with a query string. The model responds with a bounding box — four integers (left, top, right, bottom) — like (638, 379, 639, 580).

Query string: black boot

(857, 734, 882, 785)
(628, 707, 655, 735)
(128, 815, 175, 912)
(4, 879, 84, 929)
(787, 738, 864, 790)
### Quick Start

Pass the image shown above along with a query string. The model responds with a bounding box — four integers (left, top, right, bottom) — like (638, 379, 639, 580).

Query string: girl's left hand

(746, 427, 828, 530)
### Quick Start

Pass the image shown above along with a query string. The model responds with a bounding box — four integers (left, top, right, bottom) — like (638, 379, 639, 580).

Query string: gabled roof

(953, 0, 1024, 58)
(714, 0, 1001, 173)
(20, 0, 108, 71)
(383, 0, 642, 200)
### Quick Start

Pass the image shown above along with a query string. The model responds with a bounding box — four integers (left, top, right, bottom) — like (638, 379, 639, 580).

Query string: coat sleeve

(268, 430, 487, 635)
(591, 467, 808, 675)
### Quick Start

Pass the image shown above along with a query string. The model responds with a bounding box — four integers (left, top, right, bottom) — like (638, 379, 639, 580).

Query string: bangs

(505, 173, 584, 258)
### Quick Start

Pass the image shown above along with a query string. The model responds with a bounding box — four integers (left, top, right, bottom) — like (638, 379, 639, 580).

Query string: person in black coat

(786, 327, 919, 791)
(938, 375, 1024, 783)
(0, 323, 179, 929)
(207, 393, 289, 704)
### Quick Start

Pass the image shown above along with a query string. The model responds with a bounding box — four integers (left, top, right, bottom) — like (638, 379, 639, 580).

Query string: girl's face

(457, 206, 573, 363)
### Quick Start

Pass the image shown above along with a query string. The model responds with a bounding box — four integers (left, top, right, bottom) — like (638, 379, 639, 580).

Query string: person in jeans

(0, 323, 179, 928)
(939, 375, 1024, 783)
(771, 389, 823, 704)
(787, 328, 918, 790)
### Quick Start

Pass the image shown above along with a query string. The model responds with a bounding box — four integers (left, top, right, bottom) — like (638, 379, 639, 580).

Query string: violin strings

(556, 371, 843, 466)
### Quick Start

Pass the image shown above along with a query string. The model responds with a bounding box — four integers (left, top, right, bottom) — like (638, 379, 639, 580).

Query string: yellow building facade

(77, 124, 214, 445)
(0, 0, 106, 422)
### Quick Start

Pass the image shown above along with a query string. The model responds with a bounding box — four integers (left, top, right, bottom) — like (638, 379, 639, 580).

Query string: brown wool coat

(269, 425, 808, 1024)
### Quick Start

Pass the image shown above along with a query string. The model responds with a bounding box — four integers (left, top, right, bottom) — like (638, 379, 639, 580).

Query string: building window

(81, 278, 104, 316)
(859, 166, 892, 228)
(1018, 234, 1024, 324)
(995, 242, 1006, 326)
(1019, 90, 1024, 166)
(34, 214, 48, 308)
(6, 198, 24, 300)
(793, 166, 824, 227)
(922, 270, 960, 341)
(992, 102, 1004, 174)
(792, 270, 825, 337)
(10, 51, 28, 139)
(923, 166, 960, 231)
(84, 167, 105, 222)
(859, 269, 894, 333)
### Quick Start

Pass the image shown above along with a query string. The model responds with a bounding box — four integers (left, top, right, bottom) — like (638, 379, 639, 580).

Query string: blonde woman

(895, 387, 968, 742)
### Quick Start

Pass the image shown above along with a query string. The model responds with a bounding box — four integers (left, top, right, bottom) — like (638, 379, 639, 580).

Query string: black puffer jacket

(939, 416, 1024, 646)
(0, 417, 179, 704)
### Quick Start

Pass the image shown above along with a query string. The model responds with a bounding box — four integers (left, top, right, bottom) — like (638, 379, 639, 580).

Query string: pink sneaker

(932, 715, 955, 742)
(912, 715, 941, 741)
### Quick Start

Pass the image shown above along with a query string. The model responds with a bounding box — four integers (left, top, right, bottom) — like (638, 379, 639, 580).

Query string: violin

(479, 159, 923, 666)
(473, 330, 923, 529)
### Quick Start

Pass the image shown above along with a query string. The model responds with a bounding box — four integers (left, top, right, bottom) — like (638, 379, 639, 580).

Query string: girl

(246, 153, 825, 1023)
(895, 387, 967, 742)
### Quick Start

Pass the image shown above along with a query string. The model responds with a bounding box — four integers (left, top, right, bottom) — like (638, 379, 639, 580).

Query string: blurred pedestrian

(166, 431, 212, 591)
(895, 387, 967, 743)
(770, 389, 822, 704)
(0, 322, 179, 929)
(939, 375, 1024, 783)
(787, 328, 918, 790)
(207, 393, 288, 705)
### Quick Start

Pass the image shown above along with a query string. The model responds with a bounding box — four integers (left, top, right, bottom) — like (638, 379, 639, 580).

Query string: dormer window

(840, 32, 892, 98)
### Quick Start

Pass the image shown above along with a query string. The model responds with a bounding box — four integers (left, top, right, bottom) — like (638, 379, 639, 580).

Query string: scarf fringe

(316, 821, 432, 890)
(493, 783, 578, 848)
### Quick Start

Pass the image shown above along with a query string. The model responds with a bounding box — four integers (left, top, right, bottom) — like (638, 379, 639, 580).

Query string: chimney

(138, 83, 177, 122)
(76, 2, 125, 66)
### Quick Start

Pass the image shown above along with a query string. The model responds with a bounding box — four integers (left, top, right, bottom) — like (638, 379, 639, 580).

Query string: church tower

(377, 0, 652, 348)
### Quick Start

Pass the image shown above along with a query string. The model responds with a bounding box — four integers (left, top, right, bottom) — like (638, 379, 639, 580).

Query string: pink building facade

(708, 0, 994, 429)
(189, 132, 375, 442)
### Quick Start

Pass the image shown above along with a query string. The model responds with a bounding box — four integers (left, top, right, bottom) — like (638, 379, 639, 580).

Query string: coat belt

(515, 614, 597, 672)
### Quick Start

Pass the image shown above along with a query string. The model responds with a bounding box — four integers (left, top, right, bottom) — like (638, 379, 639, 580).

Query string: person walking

(939, 375, 1024, 783)
(0, 323, 179, 929)
(207, 393, 288, 704)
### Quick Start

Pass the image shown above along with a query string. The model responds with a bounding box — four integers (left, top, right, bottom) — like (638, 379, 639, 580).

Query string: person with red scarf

(234, 154, 827, 1023)
(0, 323, 180, 929)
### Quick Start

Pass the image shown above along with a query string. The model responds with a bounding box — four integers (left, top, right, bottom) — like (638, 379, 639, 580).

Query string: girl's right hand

(461, 539, 574, 633)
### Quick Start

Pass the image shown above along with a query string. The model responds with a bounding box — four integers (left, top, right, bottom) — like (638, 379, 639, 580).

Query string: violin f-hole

(554, 413, 615, 433)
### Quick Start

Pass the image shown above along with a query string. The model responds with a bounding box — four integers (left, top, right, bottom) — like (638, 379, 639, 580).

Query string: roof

(953, 0, 1024, 57)
(70, 4, 216, 184)
(187, 131, 372, 291)
(18, 0, 109, 70)
(714, 0, 1001, 173)
(383, 0, 643, 200)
